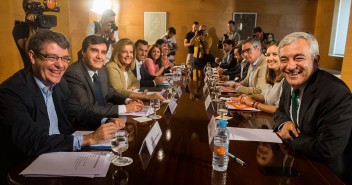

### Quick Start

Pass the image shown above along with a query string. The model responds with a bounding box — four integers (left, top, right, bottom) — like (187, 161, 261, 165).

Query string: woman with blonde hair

(106, 38, 164, 100)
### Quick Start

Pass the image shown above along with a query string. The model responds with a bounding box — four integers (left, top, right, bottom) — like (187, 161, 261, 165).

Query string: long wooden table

(8, 77, 344, 185)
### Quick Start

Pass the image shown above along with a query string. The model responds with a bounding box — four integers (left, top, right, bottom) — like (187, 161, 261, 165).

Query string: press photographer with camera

(190, 25, 212, 80)
(12, 0, 59, 69)
(86, 9, 119, 64)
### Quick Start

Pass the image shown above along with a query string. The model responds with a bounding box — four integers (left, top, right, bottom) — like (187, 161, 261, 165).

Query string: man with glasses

(231, 37, 267, 94)
(0, 29, 124, 185)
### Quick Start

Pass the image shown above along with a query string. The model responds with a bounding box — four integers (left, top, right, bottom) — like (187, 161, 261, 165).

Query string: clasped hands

(276, 121, 300, 141)
(85, 118, 125, 145)
(126, 99, 144, 112)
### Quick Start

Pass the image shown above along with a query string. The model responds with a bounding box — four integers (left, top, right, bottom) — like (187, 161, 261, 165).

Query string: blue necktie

(291, 89, 300, 124)
(92, 73, 105, 106)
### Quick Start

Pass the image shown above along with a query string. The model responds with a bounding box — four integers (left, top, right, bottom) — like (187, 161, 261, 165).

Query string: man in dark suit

(64, 35, 144, 118)
(216, 39, 237, 70)
(0, 29, 124, 185)
(274, 32, 352, 183)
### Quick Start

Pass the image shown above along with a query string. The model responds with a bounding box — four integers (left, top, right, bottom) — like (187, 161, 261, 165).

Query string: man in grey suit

(64, 35, 143, 118)
(232, 38, 267, 94)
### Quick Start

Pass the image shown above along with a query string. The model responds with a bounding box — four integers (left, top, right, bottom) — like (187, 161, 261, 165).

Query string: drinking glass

(149, 98, 161, 119)
(214, 86, 222, 102)
(181, 63, 186, 70)
(217, 102, 228, 119)
(111, 130, 133, 166)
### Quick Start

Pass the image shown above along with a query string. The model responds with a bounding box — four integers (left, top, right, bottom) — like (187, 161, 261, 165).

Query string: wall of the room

(1, 0, 350, 89)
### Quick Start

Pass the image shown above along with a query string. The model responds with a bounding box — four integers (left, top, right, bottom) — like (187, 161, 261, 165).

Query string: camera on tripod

(25, 0, 60, 29)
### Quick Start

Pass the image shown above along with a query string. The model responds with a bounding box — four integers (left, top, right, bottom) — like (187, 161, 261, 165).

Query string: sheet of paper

(133, 116, 153, 122)
(119, 106, 152, 117)
(227, 127, 283, 143)
(20, 152, 109, 177)
(226, 99, 260, 111)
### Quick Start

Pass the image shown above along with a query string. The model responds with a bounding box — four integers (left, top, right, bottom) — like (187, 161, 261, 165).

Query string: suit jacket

(237, 54, 267, 94)
(224, 59, 250, 82)
(0, 69, 104, 183)
(106, 61, 140, 98)
(64, 60, 126, 117)
(219, 48, 236, 70)
(131, 61, 156, 87)
(274, 69, 352, 180)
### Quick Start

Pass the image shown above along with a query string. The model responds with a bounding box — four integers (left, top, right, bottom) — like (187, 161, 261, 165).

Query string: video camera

(25, 0, 60, 29)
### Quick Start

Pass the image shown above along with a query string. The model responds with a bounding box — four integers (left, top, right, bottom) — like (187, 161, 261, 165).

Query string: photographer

(12, 0, 40, 69)
(190, 25, 212, 79)
(86, 9, 119, 64)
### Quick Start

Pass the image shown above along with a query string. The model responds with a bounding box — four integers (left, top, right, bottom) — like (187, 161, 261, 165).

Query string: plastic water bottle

(212, 120, 229, 171)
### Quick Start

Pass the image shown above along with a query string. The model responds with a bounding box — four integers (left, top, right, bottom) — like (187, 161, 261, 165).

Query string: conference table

(8, 76, 344, 185)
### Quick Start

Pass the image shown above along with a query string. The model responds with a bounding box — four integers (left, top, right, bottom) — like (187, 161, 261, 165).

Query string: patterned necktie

(92, 73, 105, 106)
(291, 89, 300, 124)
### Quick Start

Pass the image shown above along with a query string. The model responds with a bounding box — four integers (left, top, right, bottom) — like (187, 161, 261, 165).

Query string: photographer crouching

(189, 24, 212, 80)
(13, 0, 59, 69)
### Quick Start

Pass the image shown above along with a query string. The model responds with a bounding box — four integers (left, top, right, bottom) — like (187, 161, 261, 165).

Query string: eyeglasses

(242, 46, 257, 54)
(35, 52, 71, 63)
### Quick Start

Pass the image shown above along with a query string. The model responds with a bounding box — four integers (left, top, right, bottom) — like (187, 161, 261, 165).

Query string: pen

(228, 153, 246, 167)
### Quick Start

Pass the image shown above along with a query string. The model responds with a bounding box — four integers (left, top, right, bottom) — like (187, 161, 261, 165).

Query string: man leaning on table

(64, 35, 144, 119)
(274, 32, 352, 184)
(0, 29, 125, 185)
(231, 37, 267, 94)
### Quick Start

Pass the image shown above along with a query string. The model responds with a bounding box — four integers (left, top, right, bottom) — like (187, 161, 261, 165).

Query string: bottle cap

(218, 120, 227, 128)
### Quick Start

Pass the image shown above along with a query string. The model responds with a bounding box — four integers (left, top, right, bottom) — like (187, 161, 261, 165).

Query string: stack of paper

(20, 152, 110, 178)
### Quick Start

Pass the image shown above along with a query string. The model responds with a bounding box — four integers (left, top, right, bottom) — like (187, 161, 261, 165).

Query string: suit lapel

(98, 67, 108, 97)
(25, 70, 50, 124)
(79, 61, 97, 99)
(298, 69, 320, 128)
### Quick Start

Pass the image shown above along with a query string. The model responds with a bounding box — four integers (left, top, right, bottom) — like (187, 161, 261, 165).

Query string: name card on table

(139, 122, 162, 155)
(204, 94, 212, 110)
(203, 83, 208, 95)
(207, 116, 216, 144)
(177, 86, 183, 97)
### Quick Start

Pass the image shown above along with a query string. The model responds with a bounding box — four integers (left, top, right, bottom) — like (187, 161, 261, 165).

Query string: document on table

(20, 151, 110, 178)
(73, 131, 111, 149)
(227, 127, 282, 143)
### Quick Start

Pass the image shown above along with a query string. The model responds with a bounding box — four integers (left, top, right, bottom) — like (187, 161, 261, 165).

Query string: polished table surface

(8, 77, 344, 185)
